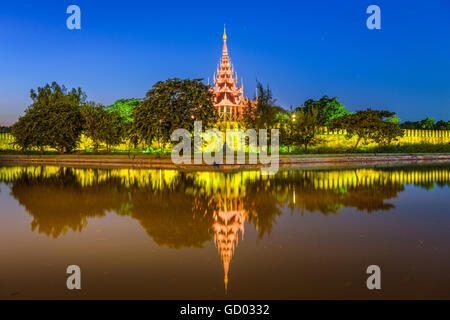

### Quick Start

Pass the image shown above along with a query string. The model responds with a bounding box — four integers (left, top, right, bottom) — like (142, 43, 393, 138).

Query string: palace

(212, 27, 253, 123)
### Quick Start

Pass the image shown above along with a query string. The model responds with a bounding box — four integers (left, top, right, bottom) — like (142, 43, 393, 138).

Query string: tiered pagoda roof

(212, 27, 250, 122)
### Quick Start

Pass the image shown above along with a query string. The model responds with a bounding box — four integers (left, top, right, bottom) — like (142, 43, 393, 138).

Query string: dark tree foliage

(242, 100, 257, 129)
(278, 111, 294, 150)
(11, 108, 49, 153)
(399, 121, 416, 129)
(131, 78, 218, 148)
(82, 103, 128, 151)
(418, 117, 436, 130)
(291, 107, 323, 151)
(242, 82, 279, 130)
(0, 126, 11, 133)
(373, 121, 405, 146)
(329, 108, 404, 148)
(101, 109, 128, 150)
(81, 103, 106, 151)
(400, 118, 449, 130)
(435, 120, 450, 130)
(11, 82, 85, 153)
(280, 107, 322, 151)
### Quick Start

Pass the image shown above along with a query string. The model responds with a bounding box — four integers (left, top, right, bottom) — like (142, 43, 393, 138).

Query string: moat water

(1, 163, 449, 299)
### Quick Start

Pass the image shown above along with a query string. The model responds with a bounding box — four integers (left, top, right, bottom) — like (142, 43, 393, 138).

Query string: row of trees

(241, 85, 353, 130)
(278, 107, 404, 151)
(11, 80, 216, 153)
(11, 82, 134, 153)
(240, 84, 404, 150)
(9, 79, 444, 154)
(400, 118, 450, 130)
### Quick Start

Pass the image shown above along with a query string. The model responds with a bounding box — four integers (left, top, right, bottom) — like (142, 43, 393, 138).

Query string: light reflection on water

(0, 164, 449, 299)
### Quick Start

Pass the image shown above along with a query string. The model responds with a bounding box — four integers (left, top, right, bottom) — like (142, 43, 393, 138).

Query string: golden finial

(223, 24, 227, 41)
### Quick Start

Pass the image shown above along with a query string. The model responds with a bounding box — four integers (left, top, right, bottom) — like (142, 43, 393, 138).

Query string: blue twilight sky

(0, 0, 449, 125)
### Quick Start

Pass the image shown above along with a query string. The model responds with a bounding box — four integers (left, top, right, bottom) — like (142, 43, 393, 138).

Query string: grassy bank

(1, 142, 450, 156)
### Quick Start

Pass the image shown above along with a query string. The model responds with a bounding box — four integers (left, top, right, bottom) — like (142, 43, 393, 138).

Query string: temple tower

(212, 27, 250, 123)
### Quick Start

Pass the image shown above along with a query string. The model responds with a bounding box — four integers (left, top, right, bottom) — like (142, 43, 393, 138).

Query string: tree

(435, 120, 450, 130)
(131, 78, 218, 148)
(33, 82, 85, 153)
(101, 109, 128, 151)
(329, 108, 403, 149)
(278, 110, 294, 151)
(418, 117, 436, 130)
(242, 100, 258, 129)
(82, 103, 128, 152)
(373, 121, 404, 146)
(399, 121, 418, 130)
(400, 118, 449, 130)
(46, 102, 84, 154)
(303, 96, 352, 125)
(291, 107, 322, 151)
(376, 114, 404, 146)
(11, 82, 85, 154)
(243, 82, 279, 130)
(105, 98, 141, 123)
(11, 107, 49, 153)
(81, 103, 107, 152)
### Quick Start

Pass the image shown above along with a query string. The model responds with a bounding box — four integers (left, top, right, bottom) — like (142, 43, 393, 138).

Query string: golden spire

(222, 25, 228, 57)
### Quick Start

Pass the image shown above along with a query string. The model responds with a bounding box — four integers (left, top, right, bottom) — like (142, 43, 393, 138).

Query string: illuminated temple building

(212, 27, 254, 123)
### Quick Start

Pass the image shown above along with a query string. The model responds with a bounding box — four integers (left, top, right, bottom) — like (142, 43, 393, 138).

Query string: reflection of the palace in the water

(1, 164, 449, 292)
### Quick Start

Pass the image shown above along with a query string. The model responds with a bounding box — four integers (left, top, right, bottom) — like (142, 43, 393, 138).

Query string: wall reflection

(1, 164, 449, 292)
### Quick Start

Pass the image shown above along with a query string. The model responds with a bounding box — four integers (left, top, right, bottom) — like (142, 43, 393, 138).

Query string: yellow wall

(317, 127, 450, 148)
(1, 128, 450, 151)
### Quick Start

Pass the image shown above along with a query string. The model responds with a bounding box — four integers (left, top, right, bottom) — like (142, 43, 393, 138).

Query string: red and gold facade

(212, 28, 252, 123)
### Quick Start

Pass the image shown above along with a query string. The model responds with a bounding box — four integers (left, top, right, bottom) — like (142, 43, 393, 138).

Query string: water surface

(1, 164, 450, 299)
